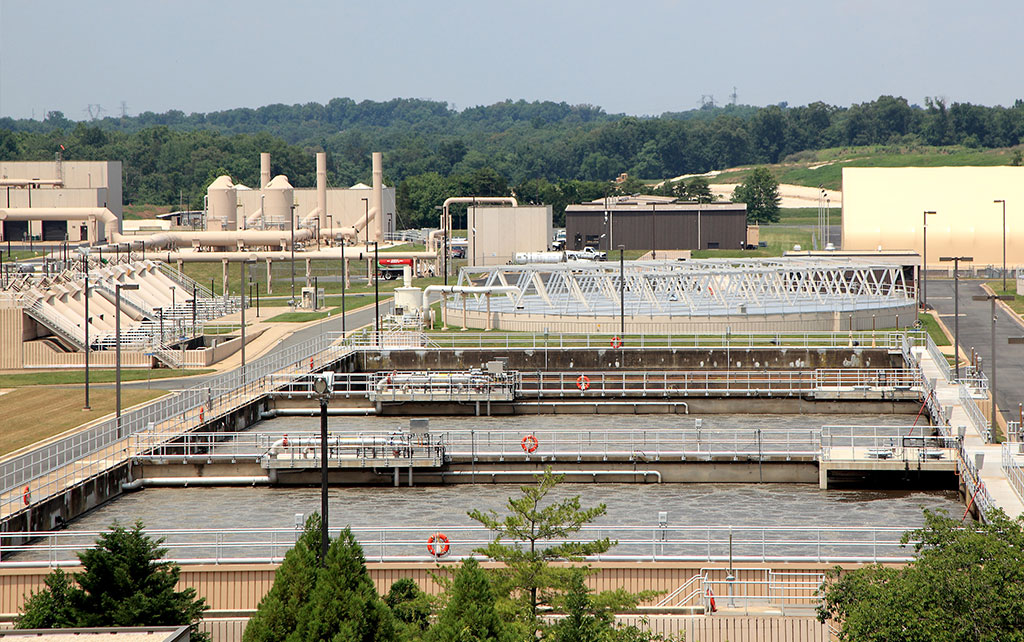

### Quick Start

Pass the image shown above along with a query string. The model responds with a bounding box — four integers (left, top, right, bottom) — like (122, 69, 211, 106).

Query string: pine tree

(243, 515, 322, 642)
(427, 557, 510, 642)
(16, 521, 209, 641)
(291, 527, 396, 642)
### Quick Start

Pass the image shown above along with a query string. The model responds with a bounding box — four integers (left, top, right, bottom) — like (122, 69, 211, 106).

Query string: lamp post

(651, 202, 657, 260)
(373, 241, 380, 344)
(939, 256, 973, 380)
(994, 199, 1007, 292)
(313, 372, 334, 566)
(973, 293, 1013, 440)
(84, 271, 91, 410)
(340, 242, 346, 337)
(921, 210, 937, 309)
(619, 245, 625, 337)
(241, 258, 255, 377)
(115, 282, 139, 438)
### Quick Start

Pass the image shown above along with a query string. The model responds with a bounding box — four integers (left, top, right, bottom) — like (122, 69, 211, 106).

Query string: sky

(1, 0, 1022, 121)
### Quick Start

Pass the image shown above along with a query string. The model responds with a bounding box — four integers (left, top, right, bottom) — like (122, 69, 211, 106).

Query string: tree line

(1, 95, 1023, 227)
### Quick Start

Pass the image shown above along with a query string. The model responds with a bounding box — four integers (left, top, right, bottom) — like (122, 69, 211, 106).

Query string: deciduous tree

(732, 167, 780, 224)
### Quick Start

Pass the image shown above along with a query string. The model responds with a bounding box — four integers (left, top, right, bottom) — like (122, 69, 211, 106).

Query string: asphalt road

(928, 278, 1024, 425)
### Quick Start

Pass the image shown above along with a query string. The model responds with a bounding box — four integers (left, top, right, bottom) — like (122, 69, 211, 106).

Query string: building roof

(566, 200, 745, 213)
(0, 627, 189, 642)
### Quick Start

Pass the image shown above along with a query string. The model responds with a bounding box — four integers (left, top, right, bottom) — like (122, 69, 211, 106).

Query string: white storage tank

(206, 175, 236, 231)
(263, 175, 294, 227)
(515, 251, 564, 264)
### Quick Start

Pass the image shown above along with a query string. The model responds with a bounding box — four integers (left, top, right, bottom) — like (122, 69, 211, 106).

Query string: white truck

(565, 246, 607, 261)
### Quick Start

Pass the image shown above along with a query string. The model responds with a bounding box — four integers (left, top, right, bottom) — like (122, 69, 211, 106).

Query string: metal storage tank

(206, 175, 236, 231)
(263, 175, 294, 227)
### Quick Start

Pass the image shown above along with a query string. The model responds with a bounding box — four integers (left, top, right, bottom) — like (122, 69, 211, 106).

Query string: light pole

(939, 256, 972, 380)
(115, 282, 139, 437)
(973, 293, 1013, 440)
(619, 245, 625, 337)
(651, 202, 657, 260)
(373, 241, 380, 344)
(340, 242, 347, 337)
(994, 199, 1007, 292)
(290, 203, 297, 308)
(921, 210, 937, 309)
(313, 372, 334, 566)
(84, 270, 91, 410)
(241, 258, 255, 377)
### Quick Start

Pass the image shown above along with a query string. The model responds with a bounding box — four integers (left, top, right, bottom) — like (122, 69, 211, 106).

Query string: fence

(0, 331, 350, 519)
(0, 524, 919, 567)
(818, 425, 958, 462)
(1001, 442, 1024, 504)
(959, 385, 991, 443)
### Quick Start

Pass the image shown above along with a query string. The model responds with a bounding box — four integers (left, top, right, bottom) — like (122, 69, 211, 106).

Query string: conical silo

(263, 175, 294, 227)
(206, 175, 236, 231)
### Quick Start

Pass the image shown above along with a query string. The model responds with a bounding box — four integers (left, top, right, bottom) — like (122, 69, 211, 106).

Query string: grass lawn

(919, 313, 951, 346)
(0, 388, 167, 456)
(0, 369, 212, 388)
(986, 281, 1024, 315)
(2, 250, 46, 261)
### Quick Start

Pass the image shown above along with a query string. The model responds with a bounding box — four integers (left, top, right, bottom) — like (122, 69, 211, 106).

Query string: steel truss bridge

(452, 258, 914, 318)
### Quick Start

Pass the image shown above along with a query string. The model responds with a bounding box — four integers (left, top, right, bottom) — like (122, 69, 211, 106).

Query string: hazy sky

(1, 0, 1021, 121)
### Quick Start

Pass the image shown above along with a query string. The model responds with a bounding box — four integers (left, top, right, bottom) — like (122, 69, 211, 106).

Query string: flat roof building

(565, 196, 747, 252)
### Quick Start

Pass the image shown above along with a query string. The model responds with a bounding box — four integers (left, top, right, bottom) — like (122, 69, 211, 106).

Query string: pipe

(122, 476, 271, 490)
(259, 407, 378, 418)
(440, 196, 518, 241)
(161, 248, 435, 263)
(260, 153, 271, 189)
(269, 435, 393, 453)
(421, 285, 520, 313)
(438, 470, 662, 482)
(317, 151, 327, 231)
(244, 208, 263, 228)
(0, 178, 64, 187)
(372, 152, 383, 241)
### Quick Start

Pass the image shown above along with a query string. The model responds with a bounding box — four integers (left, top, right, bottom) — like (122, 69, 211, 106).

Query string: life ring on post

(521, 434, 539, 453)
(199, 406, 205, 422)
(706, 586, 717, 613)
(576, 375, 591, 391)
(610, 336, 623, 349)
(22, 486, 30, 506)
(427, 533, 450, 557)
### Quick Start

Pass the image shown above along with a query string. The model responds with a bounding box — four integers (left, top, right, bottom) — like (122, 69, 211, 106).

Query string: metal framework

(452, 258, 914, 318)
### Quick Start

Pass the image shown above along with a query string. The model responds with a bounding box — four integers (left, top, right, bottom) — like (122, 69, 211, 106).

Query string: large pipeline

(160, 248, 437, 263)
(431, 195, 519, 251)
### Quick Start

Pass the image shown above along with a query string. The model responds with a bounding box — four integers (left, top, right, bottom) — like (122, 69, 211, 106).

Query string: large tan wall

(235, 187, 396, 238)
(468, 205, 553, 266)
(842, 167, 1024, 268)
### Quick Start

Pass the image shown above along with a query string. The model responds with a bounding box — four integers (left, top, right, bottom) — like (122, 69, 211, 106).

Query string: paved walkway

(914, 339, 1024, 518)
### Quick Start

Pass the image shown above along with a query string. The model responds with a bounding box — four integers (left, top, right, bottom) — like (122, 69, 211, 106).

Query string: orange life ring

(22, 486, 30, 506)
(427, 533, 450, 557)
(199, 407, 205, 422)
(610, 336, 622, 349)
(706, 586, 717, 613)
(576, 375, 591, 391)
(310, 357, 314, 370)
(282, 434, 289, 447)
(521, 434, 539, 453)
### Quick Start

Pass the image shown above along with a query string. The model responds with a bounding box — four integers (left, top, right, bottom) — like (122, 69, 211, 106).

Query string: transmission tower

(729, 87, 738, 106)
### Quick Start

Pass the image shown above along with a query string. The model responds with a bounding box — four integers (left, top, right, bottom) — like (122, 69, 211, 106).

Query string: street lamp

(313, 371, 334, 566)
(241, 258, 256, 377)
(994, 199, 1007, 292)
(115, 282, 139, 437)
(921, 210, 937, 310)
(373, 241, 380, 344)
(340, 242, 347, 337)
(619, 245, 625, 338)
(83, 270, 91, 410)
(973, 293, 1013, 440)
(939, 256, 973, 380)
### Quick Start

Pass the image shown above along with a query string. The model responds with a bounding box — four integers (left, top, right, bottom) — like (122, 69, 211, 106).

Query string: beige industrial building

(0, 160, 122, 242)
(842, 167, 1023, 268)
(205, 153, 395, 243)
(466, 205, 552, 266)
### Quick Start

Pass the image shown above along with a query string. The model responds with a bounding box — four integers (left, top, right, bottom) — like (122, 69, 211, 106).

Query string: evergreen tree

(385, 578, 431, 636)
(732, 167, 781, 224)
(427, 557, 510, 642)
(468, 468, 614, 637)
(291, 527, 396, 642)
(16, 522, 209, 641)
(242, 515, 322, 642)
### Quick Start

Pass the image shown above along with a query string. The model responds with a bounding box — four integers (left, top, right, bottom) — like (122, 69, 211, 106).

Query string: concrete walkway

(914, 339, 1024, 518)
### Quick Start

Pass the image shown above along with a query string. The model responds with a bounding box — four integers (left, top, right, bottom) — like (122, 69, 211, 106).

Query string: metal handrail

(1001, 442, 1024, 504)
(0, 524, 920, 567)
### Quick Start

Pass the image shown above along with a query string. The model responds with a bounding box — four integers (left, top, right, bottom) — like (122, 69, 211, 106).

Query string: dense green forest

(1, 95, 1022, 227)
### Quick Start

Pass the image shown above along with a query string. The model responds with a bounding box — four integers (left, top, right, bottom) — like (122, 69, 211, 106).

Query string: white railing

(959, 385, 991, 443)
(955, 440, 995, 520)
(344, 331, 920, 351)
(818, 426, 958, 462)
(0, 524, 920, 567)
(924, 333, 952, 383)
(1001, 442, 1024, 505)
